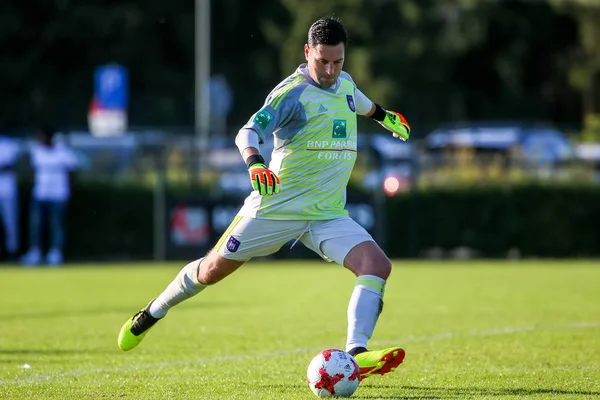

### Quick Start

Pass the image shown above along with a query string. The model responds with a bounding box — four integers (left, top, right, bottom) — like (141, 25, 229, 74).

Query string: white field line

(0, 321, 598, 386)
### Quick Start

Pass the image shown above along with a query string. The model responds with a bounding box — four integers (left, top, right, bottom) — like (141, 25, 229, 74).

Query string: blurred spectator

(208, 74, 233, 136)
(21, 127, 78, 267)
(0, 135, 20, 260)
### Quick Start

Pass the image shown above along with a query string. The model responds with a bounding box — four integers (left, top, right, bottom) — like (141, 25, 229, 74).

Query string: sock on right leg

(148, 258, 207, 318)
(346, 275, 386, 352)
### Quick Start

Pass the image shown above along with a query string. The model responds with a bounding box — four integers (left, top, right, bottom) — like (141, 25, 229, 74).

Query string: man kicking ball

(118, 15, 410, 380)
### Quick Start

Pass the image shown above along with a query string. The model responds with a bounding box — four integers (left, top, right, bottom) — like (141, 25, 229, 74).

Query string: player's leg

(117, 251, 244, 351)
(343, 240, 390, 350)
(118, 215, 249, 351)
(118, 216, 306, 351)
(148, 249, 245, 320)
(341, 240, 404, 379)
(148, 216, 305, 318)
(303, 217, 404, 379)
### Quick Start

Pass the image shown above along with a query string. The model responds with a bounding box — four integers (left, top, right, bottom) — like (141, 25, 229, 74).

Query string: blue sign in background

(94, 64, 128, 110)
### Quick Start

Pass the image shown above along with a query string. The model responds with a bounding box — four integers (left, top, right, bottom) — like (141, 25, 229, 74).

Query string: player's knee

(372, 256, 392, 280)
(197, 263, 217, 285)
(197, 260, 222, 285)
(360, 247, 392, 280)
(353, 255, 391, 280)
(345, 241, 392, 279)
(197, 252, 244, 285)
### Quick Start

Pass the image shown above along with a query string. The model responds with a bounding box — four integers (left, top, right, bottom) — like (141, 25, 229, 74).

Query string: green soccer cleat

(352, 347, 406, 380)
(117, 302, 161, 351)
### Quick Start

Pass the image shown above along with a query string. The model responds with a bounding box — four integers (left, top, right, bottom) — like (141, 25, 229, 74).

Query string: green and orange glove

(246, 155, 281, 195)
(379, 111, 410, 141)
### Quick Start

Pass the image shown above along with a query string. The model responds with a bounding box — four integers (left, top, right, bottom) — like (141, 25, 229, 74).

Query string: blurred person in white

(0, 135, 21, 260)
(21, 127, 78, 267)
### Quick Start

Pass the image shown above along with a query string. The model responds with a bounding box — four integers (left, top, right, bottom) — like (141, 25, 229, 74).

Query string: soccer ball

(306, 349, 360, 398)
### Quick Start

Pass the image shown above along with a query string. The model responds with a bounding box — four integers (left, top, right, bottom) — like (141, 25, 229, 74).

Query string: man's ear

(304, 44, 310, 61)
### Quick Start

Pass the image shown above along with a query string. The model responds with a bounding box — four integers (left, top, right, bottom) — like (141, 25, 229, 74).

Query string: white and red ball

(306, 349, 360, 398)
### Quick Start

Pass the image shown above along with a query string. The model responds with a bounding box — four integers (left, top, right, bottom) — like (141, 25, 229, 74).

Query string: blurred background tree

(0, 0, 596, 137)
(552, 0, 600, 119)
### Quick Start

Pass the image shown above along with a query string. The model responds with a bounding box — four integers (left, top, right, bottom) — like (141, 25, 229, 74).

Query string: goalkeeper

(118, 16, 409, 380)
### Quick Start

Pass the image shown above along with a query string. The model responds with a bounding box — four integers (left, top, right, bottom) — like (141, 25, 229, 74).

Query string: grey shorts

(214, 216, 374, 265)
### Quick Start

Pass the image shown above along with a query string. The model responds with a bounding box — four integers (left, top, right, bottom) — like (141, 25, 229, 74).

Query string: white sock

(346, 275, 386, 352)
(148, 258, 208, 318)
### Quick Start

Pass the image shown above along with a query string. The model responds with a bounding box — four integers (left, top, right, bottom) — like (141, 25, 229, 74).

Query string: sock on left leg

(148, 258, 207, 318)
(346, 275, 386, 352)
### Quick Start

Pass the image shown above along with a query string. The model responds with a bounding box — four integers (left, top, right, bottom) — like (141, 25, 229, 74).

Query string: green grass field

(0, 260, 598, 399)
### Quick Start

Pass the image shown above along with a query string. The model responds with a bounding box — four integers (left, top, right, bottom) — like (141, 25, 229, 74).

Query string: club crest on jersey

(226, 236, 241, 252)
(346, 95, 356, 112)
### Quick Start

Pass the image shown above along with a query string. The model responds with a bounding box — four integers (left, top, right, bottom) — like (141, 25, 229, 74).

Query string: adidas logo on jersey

(318, 104, 328, 114)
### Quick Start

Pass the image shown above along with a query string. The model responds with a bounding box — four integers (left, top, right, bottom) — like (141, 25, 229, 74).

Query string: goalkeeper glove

(247, 155, 280, 195)
(379, 111, 410, 141)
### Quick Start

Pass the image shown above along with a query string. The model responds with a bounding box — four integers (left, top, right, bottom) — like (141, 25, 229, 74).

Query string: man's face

(305, 43, 345, 89)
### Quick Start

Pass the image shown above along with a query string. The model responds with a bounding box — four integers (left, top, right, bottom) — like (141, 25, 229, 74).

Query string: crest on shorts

(346, 95, 355, 112)
(226, 235, 241, 252)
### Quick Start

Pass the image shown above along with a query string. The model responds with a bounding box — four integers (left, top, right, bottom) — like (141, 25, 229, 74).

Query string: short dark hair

(308, 16, 348, 47)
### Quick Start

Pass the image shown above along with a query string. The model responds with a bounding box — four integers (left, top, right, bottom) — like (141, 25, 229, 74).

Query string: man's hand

(248, 163, 281, 195)
(379, 111, 410, 141)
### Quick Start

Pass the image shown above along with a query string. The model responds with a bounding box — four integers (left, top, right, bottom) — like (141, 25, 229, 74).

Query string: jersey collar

(297, 64, 340, 93)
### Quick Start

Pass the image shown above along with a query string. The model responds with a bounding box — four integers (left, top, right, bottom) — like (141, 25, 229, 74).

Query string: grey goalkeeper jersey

(238, 64, 359, 220)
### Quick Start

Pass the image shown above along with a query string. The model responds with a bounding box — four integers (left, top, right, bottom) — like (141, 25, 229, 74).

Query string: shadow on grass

(0, 308, 134, 321)
(0, 349, 113, 356)
(355, 385, 600, 398)
(257, 383, 444, 399)
(0, 301, 227, 321)
(224, 383, 600, 399)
